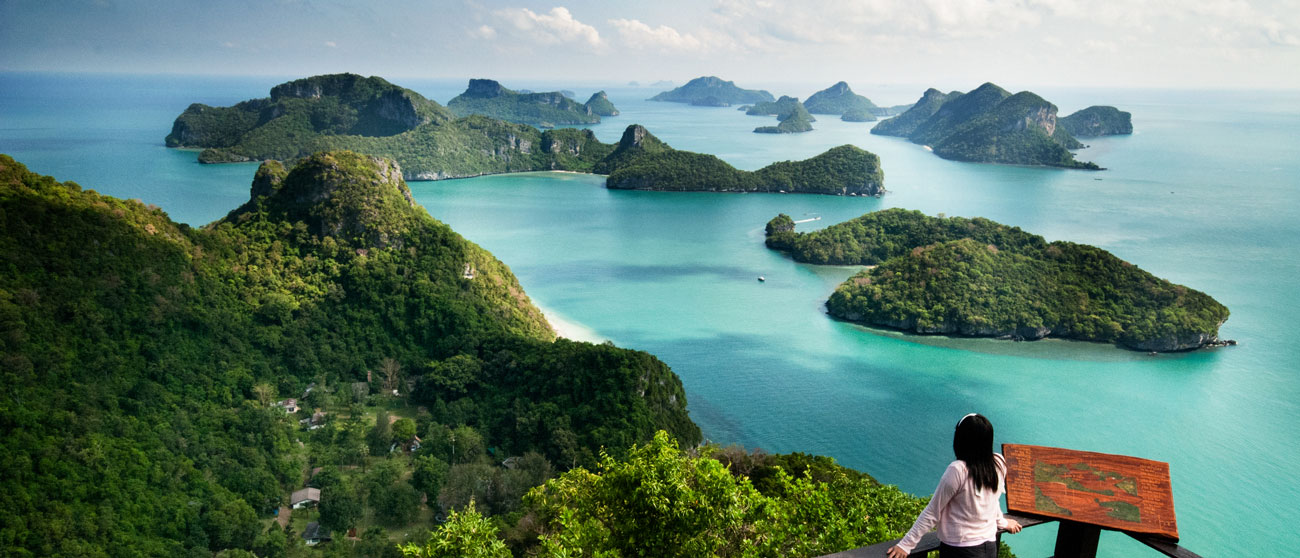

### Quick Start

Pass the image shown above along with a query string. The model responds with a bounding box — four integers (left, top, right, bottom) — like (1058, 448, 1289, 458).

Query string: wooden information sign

(1003, 444, 1179, 541)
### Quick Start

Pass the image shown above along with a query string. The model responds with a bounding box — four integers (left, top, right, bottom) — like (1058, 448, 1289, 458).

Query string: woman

(886, 413, 1022, 558)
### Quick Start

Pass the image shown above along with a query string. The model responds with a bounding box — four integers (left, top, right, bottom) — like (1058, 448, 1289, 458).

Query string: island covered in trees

(446, 79, 614, 127)
(1060, 105, 1134, 137)
(0, 152, 953, 557)
(748, 96, 816, 134)
(870, 82, 1120, 169)
(165, 73, 877, 195)
(602, 125, 882, 194)
(765, 209, 1229, 351)
(804, 81, 879, 120)
(648, 75, 775, 105)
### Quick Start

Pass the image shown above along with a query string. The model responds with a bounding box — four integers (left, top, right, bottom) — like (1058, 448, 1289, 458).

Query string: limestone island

(870, 83, 1104, 169)
(447, 79, 612, 126)
(602, 125, 881, 194)
(649, 76, 774, 105)
(1060, 106, 1134, 137)
(584, 91, 620, 116)
(765, 209, 1230, 352)
(754, 103, 815, 134)
(748, 96, 815, 134)
(804, 82, 878, 121)
(166, 74, 880, 195)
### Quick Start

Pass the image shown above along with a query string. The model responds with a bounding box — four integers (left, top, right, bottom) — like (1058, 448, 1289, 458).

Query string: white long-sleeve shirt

(896, 454, 1007, 553)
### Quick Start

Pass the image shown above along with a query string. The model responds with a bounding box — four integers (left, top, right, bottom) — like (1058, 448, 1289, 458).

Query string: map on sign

(1003, 444, 1180, 541)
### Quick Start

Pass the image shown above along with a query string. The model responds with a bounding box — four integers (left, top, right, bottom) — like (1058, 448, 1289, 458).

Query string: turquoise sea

(3, 72, 1298, 556)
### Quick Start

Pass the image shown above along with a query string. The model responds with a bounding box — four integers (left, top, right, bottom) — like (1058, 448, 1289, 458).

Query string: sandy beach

(537, 304, 605, 343)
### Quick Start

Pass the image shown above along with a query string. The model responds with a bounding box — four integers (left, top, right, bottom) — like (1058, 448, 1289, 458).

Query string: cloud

(324, 41, 337, 48)
(469, 25, 497, 40)
(609, 18, 703, 51)
(1082, 39, 1119, 54)
(493, 6, 601, 47)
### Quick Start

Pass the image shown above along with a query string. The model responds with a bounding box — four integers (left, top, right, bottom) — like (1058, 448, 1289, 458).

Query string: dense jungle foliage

(405, 431, 1024, 558)
(767, 209, 1229, 350)
(0, 152, 701, 557)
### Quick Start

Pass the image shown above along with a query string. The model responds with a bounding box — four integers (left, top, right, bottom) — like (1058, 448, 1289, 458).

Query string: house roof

(291, 487, 321, 504)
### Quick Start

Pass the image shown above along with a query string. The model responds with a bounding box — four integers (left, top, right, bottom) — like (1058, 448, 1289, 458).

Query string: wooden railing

(815, 512, 1202, 558)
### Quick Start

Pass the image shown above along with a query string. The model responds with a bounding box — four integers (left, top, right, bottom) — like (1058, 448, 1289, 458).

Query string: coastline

(537, 303, 605, 343)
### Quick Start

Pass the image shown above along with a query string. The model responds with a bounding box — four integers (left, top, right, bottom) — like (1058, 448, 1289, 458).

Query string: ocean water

(3, 73, 1298, 556)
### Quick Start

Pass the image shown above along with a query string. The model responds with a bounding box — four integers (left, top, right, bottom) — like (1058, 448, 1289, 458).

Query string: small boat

(757, 276, 766, 282)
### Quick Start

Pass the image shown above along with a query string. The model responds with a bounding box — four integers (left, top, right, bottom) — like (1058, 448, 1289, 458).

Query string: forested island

(1060, 105, 1134, 137)
(870, 83, 1103, 169)
(748, 96, 816, 134)
(766, 209, 1230, 351)
(804, 81, 878, 120)
(603, 125, 881, 194)
(648, 76, 774, 105)
(166, 73, 874, 195)
(446, 79, 612, 127)
(0, 153, 944, 557)
(583, 90, 620, 116)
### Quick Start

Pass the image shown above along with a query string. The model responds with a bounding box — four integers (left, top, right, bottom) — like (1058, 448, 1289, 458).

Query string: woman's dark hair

(953, 413, 999, 492)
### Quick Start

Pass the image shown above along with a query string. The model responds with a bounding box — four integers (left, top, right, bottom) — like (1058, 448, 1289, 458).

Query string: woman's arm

(890, 463, 962, 555)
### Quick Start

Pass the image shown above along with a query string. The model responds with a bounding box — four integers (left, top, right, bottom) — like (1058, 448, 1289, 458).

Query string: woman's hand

(886, 545, 909, 558)
(1004, 518, 1022, 534)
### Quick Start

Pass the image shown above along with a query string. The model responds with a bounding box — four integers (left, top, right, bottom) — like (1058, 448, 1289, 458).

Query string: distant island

(765, 208, 1230, 351)
(166, 73, 878, 195)
(584, 91, 620, 116)
(603, 125, 882, 195)
(804, 82, 878, 121)
(748, 96, 815, 134)
(841, 108, 876, 122)
(447, 79, 612, 127)
(691, 95, 730, 107)
(1060, 105, 1133, 137)
(870, 83, 1103, 169)
(649, 76, 774, 105)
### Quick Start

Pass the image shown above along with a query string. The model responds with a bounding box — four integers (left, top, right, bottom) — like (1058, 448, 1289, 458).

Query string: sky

(2, 0, 1298, 91)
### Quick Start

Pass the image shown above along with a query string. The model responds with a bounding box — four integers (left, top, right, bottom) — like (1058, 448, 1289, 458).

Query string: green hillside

(0, 152, 700, 557)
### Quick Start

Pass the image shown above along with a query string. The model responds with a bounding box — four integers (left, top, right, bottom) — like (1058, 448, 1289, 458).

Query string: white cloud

(469, 24, 497, 40)
(609, 18, 703, 51)
(324, 41, 337, 48)
(1082, 39, 1119, 54)
(493, 6, 601, 47)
